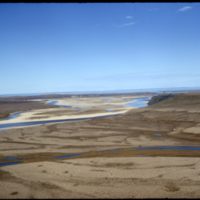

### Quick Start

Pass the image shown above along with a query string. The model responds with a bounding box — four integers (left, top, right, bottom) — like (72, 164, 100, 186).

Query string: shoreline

(0, 109, 131, 131)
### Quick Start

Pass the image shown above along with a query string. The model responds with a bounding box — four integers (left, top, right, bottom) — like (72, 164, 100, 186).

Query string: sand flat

(0, 96, 135, 125)
(1, 157, 200, 198)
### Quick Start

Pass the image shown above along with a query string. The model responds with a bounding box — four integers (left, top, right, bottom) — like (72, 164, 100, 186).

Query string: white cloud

(114, 21, 136, 28)
(122, 22, 136, 27)
(178, 6, 192, 12)
(125, 15, 133, 19)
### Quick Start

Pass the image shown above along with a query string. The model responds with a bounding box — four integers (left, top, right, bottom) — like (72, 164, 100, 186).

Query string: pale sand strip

(0, 107, 132, 124)
(48, 98, 136, 107)
(0, 95, 140, 129)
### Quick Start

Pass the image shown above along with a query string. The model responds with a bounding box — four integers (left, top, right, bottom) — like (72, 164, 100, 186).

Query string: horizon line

(1, 86, 200, 97)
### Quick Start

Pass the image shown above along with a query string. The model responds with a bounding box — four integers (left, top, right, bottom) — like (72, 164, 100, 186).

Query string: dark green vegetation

(148, 94, 175, 105)
(149, 93, 200, 109)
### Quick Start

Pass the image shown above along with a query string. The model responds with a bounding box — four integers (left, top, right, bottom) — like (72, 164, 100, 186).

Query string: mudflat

(1, 93, 200, 198)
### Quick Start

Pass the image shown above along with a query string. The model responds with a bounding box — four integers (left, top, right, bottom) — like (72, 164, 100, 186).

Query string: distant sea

(1, 87, 200, 97)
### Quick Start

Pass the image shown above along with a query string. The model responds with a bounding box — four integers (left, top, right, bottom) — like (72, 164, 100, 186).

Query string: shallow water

(3, 112, 22, 120)
(136, 146, 200, 151)
(0, 161, 21, 167)
(54, 153, 81, 159)
(48, 97, 151, 110)
(47, 100, 72, 108)
(126, 97, 151, 108)
(2, 145, 200, 167)
(0, 97, 151, 130)
(0, 154, 82, 167)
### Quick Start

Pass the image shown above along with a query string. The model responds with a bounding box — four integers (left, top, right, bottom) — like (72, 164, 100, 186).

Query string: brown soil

(0, 113, 9, 119)
(1, 93, 200, 198)
(0, 100, 57, 116)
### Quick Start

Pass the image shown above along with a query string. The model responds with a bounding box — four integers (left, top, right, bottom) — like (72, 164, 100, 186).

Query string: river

(0, 96, 151, 130)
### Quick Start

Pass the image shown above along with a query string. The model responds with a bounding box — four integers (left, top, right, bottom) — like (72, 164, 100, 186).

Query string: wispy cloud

(178, 6, 192, 12)
(121, 22, 136, 27)
(125, 15, 133, 19)
(114, 21, 136, 28)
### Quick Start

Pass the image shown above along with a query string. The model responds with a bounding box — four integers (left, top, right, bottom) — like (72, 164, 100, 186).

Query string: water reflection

(47, 100, 72, 108)
(126, 97, 151, 108)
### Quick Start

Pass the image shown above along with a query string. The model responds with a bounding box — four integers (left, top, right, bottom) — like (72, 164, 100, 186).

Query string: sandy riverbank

(0, 108, 131, 124)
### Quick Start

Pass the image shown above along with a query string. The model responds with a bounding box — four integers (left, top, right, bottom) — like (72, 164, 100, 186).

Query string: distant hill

(148, 93, 200, 110)
(148, 94, 175, 106)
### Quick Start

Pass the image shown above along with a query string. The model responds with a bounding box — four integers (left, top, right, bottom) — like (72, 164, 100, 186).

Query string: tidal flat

(1, 93, 200, 198)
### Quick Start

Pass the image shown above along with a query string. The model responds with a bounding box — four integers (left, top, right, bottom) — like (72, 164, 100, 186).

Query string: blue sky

(0, 3, 200, 94)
